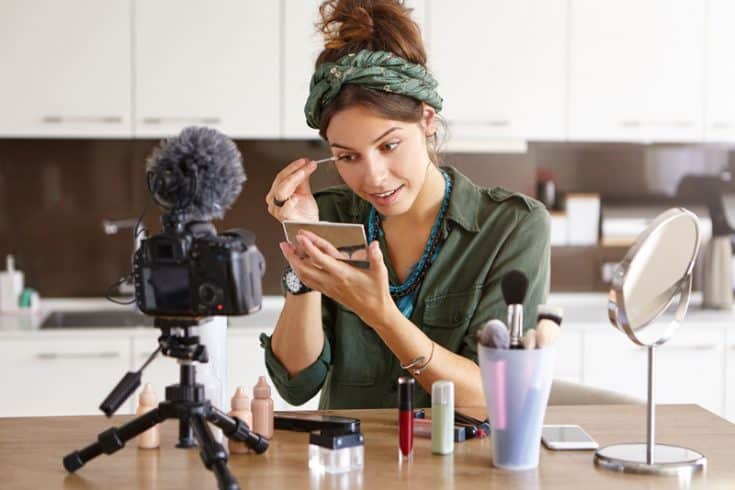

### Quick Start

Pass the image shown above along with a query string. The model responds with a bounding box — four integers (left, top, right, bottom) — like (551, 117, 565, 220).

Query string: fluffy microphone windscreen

(501, 269, 528, 305)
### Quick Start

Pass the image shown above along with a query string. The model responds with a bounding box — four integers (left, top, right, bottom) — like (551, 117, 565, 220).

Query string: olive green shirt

(260, 166, 550, 409)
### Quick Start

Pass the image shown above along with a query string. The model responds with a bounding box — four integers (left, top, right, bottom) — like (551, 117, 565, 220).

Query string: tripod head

(99, 316, 213, 417)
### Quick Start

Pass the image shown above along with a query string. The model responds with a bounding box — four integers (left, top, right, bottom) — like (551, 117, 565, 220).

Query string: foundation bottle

(251, 376, 274, 439)
(136, 383, 160, 449)
(228, 387, 253, 454)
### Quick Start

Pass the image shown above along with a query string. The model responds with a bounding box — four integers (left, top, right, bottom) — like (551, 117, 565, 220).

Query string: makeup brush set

(476, 270, 563, 350)
(476, 270, 560, 470)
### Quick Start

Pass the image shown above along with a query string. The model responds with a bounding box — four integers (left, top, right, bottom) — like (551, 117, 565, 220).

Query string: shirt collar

(442, 166, 482, 233)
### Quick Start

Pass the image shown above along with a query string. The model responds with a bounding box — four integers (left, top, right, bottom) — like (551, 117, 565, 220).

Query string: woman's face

(325, 104, 435, 217)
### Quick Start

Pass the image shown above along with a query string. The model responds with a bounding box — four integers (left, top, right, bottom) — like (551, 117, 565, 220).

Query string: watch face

(285, 270, 302, 293)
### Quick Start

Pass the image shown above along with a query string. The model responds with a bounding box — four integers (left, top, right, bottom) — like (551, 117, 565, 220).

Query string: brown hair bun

(316, 0, 426, 67)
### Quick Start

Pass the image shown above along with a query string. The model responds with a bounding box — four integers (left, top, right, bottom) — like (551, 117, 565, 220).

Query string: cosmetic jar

(308, 431, 364, 474)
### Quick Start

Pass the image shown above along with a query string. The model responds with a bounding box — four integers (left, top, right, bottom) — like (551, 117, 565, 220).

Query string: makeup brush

(501, 270, 529, 349)
(536, 304, 563, 348)
(477, 319, 510, 349)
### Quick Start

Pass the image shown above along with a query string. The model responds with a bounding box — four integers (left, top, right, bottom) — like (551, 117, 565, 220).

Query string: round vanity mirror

(595, 208, 706, 476)
(608, 208, 701, 346)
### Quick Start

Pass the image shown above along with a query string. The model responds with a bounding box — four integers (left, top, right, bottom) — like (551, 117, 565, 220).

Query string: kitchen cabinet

(726, 330, 735, 422)
(282, 0, 427, 139)
(133, 0, 280, 138)
(0, 337, 130, 416)
(568, 0, 705, 142)
(705, 0, 735, 142)
(553, 329, 583, 383)
(0, 0, 132, 137)
(582, 327, 726, 415)
(426, 0, 567, 142)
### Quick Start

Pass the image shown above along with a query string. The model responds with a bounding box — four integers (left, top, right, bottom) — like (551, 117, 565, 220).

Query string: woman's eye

(383, 141, 400, 151)
(337, 154, 357, 162)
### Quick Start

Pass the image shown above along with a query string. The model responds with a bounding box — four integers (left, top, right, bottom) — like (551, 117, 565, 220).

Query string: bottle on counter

(136, 383, 160, 449)
(228, 386, 253, 454)
(431, 380, 454, 455)
(251, 376, 274, 439)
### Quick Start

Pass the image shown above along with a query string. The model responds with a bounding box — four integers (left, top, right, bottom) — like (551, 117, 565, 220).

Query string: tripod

(63, 318, 268, 490)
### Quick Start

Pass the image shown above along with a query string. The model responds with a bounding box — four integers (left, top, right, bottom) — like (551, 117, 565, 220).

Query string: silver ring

(272, 196, 289, 207)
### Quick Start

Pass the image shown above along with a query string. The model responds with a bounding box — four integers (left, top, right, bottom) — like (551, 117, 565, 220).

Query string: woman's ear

(420, 103, 437, 136)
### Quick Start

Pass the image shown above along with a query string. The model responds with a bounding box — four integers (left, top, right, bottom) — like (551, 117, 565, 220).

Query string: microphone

(145, 126, 246, 222)
(501, 270, 528, 348)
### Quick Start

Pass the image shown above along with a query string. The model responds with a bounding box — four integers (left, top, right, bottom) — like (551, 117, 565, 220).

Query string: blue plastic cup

(478, 345, 556, 470)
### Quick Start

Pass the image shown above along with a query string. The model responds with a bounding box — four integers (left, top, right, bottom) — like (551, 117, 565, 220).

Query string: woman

(262, 0, 550, 409)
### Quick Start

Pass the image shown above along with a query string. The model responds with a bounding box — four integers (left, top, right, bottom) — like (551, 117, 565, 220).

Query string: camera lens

(198, 283, 221, 305)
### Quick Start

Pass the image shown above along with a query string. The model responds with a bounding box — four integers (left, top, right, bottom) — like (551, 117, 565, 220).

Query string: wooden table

(2, 405, 734, 489)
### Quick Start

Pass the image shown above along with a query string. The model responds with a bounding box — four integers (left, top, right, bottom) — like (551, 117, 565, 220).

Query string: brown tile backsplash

(0, 139, 733, 297)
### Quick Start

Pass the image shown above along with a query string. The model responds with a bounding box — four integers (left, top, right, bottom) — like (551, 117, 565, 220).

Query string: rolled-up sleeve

(260, 331, 331, 406)
(259, 296, 337, 406)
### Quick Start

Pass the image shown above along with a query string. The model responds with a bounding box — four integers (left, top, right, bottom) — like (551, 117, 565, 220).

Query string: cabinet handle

(711, 122, 732, 129)
(35, 351, 121, 360)
(142, 117, 222, 125)
(43, 115, 123, 124)
(620, 120, 641, 128)
(449, 119, 510, 128)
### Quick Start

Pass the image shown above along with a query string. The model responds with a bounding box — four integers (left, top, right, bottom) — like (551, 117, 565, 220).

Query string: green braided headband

(304, 49, 443, 129)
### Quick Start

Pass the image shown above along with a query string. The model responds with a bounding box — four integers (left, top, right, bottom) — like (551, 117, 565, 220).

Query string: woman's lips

(369, 185, 404, 207)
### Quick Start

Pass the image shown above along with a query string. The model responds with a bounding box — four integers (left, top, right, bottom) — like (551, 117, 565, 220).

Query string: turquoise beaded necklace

(367, 169, 453, 305)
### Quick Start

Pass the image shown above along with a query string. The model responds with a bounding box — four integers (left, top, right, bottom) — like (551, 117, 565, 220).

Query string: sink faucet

(102, 218, 147, 296)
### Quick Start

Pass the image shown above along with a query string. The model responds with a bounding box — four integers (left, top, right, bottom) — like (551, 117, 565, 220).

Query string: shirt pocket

(331, 305, 381, 387)
(422, 289, 481, 351)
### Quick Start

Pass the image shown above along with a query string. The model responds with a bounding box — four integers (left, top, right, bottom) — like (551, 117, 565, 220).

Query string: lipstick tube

(398, 377, 414, 462)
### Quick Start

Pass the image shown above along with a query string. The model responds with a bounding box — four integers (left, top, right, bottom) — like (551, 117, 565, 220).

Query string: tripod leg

(190, 414, 240, 490)
(207, 406, 269, 454)
(177, 418, 195, 448)
(63, 408, 166, 472)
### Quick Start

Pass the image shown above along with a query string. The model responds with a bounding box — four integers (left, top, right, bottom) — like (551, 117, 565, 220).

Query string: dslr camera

(133, 127, 265, 317)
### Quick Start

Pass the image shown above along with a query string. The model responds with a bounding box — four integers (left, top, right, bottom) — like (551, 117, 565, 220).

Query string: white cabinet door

(282, 0, 427, 138)
(553, 329, 583, 383)
(583, 327, 725, 416)
(134, 0, 280, 138)
(282, 0, 324, 139)
(0, 0, 132, 137)
(0, 337, 130, 417)
(726, 331, 735, 423)
(427, 0, 566, 141)
(568, 0, 705, 142)
(227, 329, 319, 411)
(705, 0, 735, 142)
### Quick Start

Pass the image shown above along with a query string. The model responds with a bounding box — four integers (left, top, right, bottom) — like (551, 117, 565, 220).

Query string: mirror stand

(595, 277, 707, 476)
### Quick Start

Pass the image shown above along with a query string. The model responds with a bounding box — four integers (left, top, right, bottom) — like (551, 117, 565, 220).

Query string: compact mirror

(595, 208, 706, 476)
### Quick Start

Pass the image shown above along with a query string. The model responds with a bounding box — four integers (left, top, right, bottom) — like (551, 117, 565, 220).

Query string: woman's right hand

(266, 158, 319, 223)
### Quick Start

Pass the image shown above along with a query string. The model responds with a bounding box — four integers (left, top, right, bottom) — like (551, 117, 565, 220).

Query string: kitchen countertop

(0, 292, 732, 336)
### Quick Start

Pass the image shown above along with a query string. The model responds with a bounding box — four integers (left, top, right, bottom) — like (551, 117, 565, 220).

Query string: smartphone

(282, 220, 369, 267)
(541, 424, 598, 450)
(274, 412, 360, 434)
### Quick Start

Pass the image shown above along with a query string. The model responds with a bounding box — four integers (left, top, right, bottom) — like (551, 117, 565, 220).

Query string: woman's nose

(361, 153, 389, 186)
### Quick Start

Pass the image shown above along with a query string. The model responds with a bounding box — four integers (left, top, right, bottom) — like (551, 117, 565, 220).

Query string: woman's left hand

(280, 230, 394, 328)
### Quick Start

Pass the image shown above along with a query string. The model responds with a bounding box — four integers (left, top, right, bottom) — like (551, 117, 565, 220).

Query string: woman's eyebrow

(330, 127, 403, 151)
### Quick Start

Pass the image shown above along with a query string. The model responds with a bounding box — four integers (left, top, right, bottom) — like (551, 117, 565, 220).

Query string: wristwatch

(281, 266, 312, 295)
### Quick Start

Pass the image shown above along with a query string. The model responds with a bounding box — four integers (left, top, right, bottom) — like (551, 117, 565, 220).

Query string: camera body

(133, 222, 264, 317)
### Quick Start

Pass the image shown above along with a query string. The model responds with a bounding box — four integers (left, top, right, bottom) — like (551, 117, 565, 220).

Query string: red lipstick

(398, 376, 414, 461)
